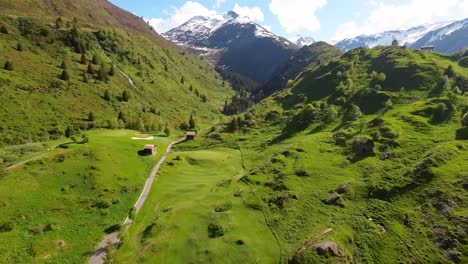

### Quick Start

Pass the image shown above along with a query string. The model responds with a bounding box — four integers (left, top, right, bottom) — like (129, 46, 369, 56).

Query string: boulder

(335, 184, 348, 194)
(311, 242, 341, 257)
(322, 192, 342, 206)
(351, 137, 375, 157)
(369, 117, 384, 127)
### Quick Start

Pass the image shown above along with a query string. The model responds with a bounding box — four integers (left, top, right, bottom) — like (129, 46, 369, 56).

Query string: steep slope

(410, 18, 468, 53)
(163, 11, 298, 88)
(184, 46, 468, 263)
(258, 41, 342, 99)
(336, 19, 468, 53)
(0, 0, 232, 145)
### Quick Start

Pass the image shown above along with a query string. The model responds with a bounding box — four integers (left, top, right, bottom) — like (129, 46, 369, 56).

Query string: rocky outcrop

(311, 241, 341, 257)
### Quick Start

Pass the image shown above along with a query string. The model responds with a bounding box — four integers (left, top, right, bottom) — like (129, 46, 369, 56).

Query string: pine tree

(16, 42, 23, 51)
(61, 70, 70, 81)
(109, 65, 115, 76)
(88, 112, 95, 122)
(0, 25, 8, 34)
(87, 62, 94, 74)
(164, 126, 171, 136)
(4, 60, 13, 71)
(80, 53, 87, 64)
(122, 90, 130, 102)
(181, 76, 185, 84)
(103, 90, 111, 101)
(189, 114, 196, 129)
(445, 65, 455, 78)
(98, 63, 107, 81)
(92, 54, 99, 65)
(229, 118, 239, 132)
(391, 39, 399, 46)
(55, 17, 63, 29)
(61, 60, 68, 70)
(82, 71, 88, 83)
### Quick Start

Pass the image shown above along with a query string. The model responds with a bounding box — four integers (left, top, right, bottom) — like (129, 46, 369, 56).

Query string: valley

(0, 0, 467, 263)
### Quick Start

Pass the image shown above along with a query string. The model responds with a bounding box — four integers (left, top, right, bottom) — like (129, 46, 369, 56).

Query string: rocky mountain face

(163, 11, 298, 87)
(336, 19, 468, 53)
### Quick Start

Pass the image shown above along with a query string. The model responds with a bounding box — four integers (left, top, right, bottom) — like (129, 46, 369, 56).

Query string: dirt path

(89, 141, 178, 264)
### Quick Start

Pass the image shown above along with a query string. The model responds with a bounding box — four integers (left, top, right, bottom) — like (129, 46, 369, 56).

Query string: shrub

(208, 223, 224, 238)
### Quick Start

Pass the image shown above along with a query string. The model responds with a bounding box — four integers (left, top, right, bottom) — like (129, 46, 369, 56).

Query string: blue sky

(109, 0, 468, 42)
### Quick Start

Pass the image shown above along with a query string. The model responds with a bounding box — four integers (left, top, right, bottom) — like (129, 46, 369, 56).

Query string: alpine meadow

(0, 0, 467, 264)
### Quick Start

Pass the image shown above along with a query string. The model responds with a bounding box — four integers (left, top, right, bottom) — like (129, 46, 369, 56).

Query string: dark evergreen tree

(122, 90, 130, 102)
(88, 112, 95, 122)
(0, 25, 8, 34)
(4, 60, 13, 71)
(80, 53, 87, 64)
(103, 90, 111, 101)
(391, 39, 399, 46)
(109, 65, 115, 76)
(82, 71, 88, 83)
(92, 54, 99, 64)
(61, 60, 68, 70)
(55, 17, 63, 29)
(181, 76, 185, 84)
(16, 42, 23, 51)
(87, 62, 94, 74)
(97, 63, 108, 81)
(445, 65, 455, 78)
(189, 114, 196, 129)
(61, 70, 70, 81)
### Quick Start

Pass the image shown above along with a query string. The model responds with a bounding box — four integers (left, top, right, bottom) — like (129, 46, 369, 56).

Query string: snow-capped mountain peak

(335, 20, 457, 51)
(293, 35, 315, 47)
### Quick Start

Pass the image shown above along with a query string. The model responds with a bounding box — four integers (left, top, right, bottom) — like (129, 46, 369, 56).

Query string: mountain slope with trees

(0, 0, 232, 146)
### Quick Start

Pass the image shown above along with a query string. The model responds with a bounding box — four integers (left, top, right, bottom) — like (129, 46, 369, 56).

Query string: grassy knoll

(116, 147, 280, 263)
(0, 129, 170, 263)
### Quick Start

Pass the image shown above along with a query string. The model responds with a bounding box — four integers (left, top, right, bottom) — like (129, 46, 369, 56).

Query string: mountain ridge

(335, 18, 468, 53)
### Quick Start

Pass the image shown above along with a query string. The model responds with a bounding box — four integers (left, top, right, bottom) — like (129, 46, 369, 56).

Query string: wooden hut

(186, 132, 196, 141)
(143, 144, 157, 155)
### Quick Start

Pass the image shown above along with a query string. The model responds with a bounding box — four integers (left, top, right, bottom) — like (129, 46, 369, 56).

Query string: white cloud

(334, 0, 468, 40)
(216, 0, 227, 8)
(269, 0, 327, 33)
(233, 4, 265, 22)
(146, 1, 217, 33)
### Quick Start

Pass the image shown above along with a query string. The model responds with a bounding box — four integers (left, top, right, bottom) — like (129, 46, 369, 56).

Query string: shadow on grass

(456, 127, 468, 140)
(104, 224, 121, 234)
(137, 150, 153, 157)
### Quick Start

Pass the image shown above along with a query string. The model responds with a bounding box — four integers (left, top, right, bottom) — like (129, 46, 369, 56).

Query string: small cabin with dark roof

(186, 131, 196, 141)
(143, 144, 157, 156)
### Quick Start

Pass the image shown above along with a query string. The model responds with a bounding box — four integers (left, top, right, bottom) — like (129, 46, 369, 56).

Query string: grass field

(116, 147, 280, 263)
(0, 129, 170, 263)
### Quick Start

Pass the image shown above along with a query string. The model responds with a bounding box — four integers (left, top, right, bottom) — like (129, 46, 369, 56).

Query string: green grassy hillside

(184, 46, 468, 263)
(116, 147, 280, 263)
(0, 0, 232, 147)
(0, 130, 171, 262)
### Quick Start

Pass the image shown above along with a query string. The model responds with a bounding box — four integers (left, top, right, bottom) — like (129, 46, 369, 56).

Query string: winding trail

(89, 141, 178, 264)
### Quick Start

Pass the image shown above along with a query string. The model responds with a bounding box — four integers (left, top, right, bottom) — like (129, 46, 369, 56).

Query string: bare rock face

(311, 242, 341, 257)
